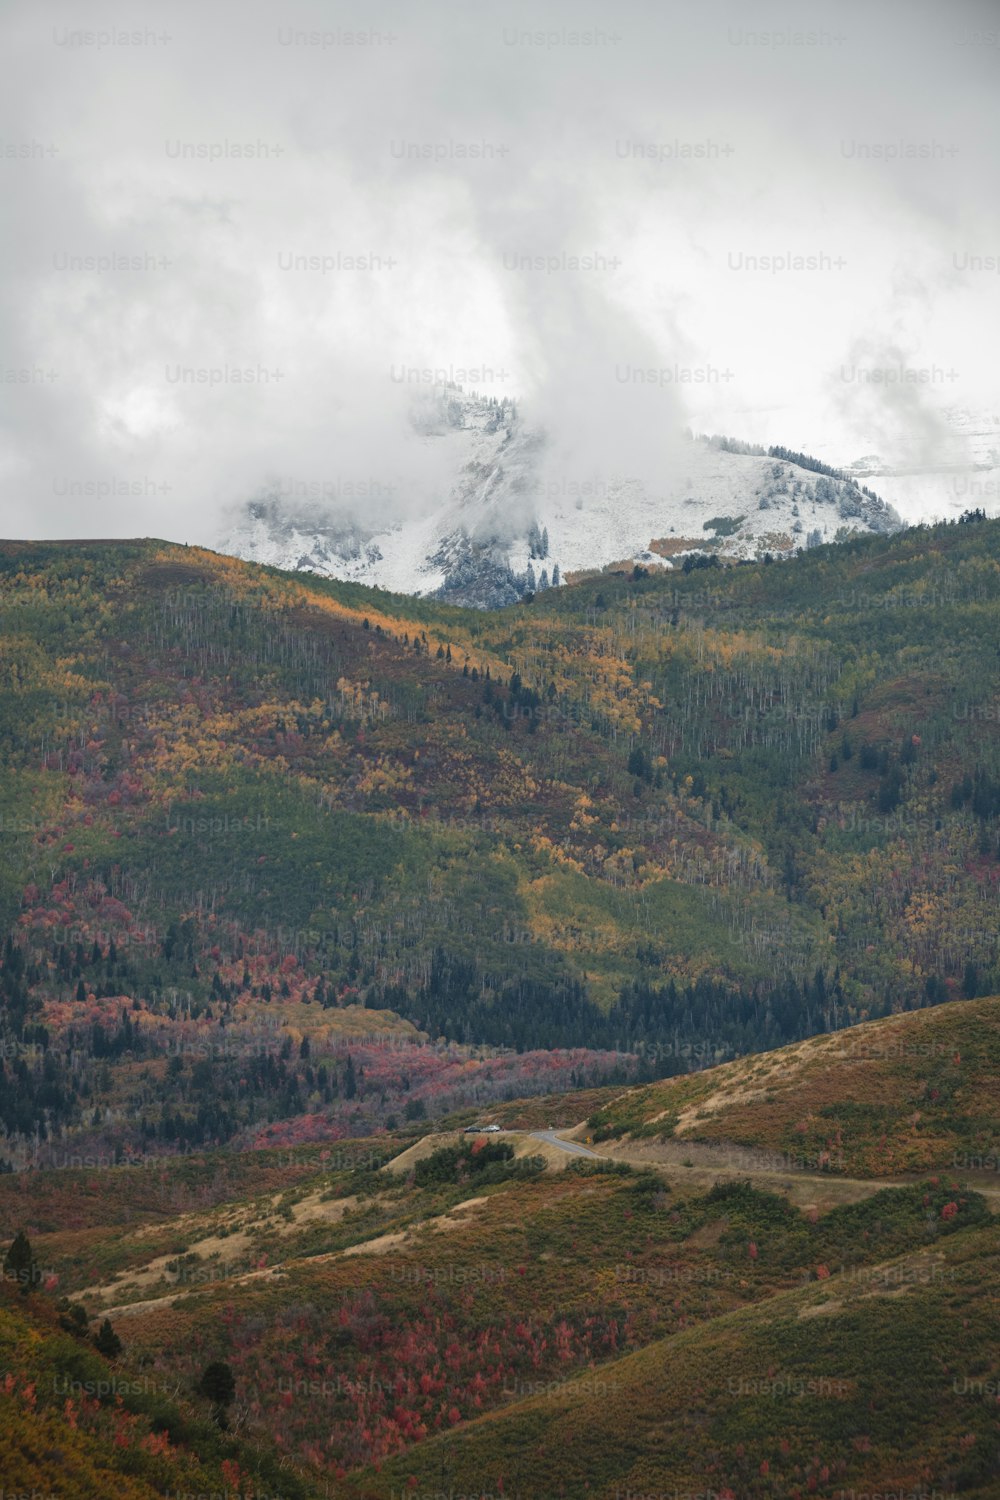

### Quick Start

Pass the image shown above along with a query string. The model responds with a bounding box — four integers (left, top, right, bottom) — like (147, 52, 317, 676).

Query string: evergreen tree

(198, 1360, 236, 1427)
(3, 1230, 36, 1294)
(94, 1318, 122, 1358)
(58, 1302, 90, 1338)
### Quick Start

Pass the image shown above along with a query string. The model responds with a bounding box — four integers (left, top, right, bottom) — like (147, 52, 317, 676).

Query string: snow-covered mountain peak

(219, 384, 902, 607)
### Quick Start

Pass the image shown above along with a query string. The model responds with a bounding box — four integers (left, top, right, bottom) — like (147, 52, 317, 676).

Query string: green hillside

(1, 519, 999, 1166)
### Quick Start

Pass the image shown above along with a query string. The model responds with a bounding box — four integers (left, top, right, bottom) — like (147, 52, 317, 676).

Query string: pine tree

(58, 1302, 90, 1338)
(197, 1360, 236, 1427)
(4, 1230, 36, 1294)
(94, 1318, 122, 1358)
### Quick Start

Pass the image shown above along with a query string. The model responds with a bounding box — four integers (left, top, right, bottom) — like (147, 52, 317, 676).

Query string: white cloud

(2, 0, 998, 539)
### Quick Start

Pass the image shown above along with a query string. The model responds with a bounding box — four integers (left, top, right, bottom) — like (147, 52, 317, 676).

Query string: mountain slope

(2, 520, 1000, 1170)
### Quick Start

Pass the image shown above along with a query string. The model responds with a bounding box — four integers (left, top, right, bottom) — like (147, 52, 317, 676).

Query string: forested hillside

(0, 515, 999, 1166)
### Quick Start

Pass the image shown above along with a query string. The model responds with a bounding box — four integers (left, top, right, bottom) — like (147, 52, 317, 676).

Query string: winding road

(528, 1130, 602, 1158)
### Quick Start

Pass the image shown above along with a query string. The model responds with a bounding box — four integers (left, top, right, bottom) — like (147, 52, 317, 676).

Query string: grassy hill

(346, 1219, 1000, 1499)
(6, 1142, 992, 1488)
(2, 995, 998, 1493)
(0, 1290, 318, 1500)
(587, 992, 1000, 1178)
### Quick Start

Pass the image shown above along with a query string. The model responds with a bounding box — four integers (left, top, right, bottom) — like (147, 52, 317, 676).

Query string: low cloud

(1, 0, 998, 540)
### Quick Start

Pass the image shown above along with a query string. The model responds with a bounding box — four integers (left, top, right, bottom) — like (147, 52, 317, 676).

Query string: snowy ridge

(218, 387, 903, 607)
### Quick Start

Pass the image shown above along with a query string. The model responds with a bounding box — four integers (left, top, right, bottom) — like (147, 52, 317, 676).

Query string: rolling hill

(3, 994, 999, 1496)
(586, 992, 1000, 1180)
(346, 1217, 1000, 1499)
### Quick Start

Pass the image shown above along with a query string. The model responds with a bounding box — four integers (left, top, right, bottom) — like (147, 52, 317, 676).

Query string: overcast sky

(2, 0, 999, 541)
